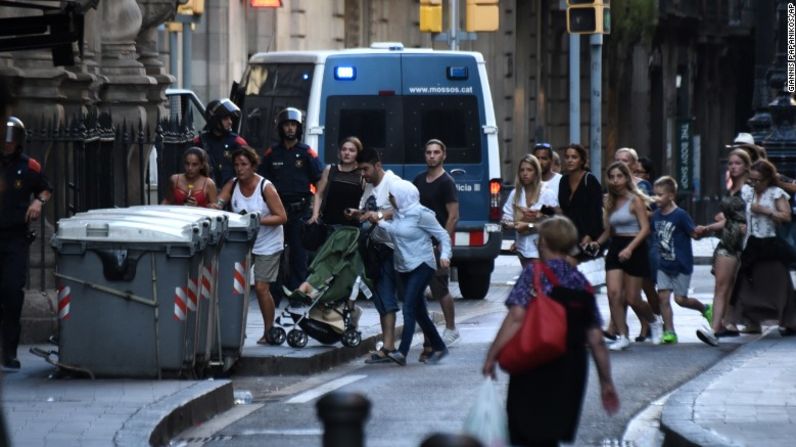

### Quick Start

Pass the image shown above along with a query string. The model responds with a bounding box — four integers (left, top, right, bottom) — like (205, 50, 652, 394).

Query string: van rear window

(324, 95, 481, 164)
(403, 95, 481, 164)
(324, 96, 404, 164)
(240, 63, 313, 150)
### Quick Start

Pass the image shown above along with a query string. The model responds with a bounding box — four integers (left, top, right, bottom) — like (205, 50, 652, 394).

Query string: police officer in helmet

(194, 98, 248, 187)
(260, 107, 323, 293)
(1, 116, 52, 370)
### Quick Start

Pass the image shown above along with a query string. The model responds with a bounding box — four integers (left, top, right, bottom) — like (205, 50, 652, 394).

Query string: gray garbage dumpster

(51, 214, 207, 378)
(149, 206, 259, 371)
(79, 208, 225, 372)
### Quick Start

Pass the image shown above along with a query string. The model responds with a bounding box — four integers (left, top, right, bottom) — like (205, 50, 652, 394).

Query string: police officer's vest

(261, 142, 318, 200)
(0, 154, 43, 233)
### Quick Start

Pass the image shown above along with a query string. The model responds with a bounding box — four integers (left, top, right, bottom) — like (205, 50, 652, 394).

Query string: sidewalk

(660, 331, 796, 446)
(1, 348, 231, 446)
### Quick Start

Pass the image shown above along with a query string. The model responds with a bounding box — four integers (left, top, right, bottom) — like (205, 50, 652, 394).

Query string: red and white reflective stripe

(57, 285, 71, 320)
(453, 230, 487, 247)
(200, 265, 213, 300)
(186, 277, 198, 311)
(174, 287, 188, 321)
(233, 261, 247, 295)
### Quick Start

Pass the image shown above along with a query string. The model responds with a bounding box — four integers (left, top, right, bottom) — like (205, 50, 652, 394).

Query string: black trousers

(0, 236, 27, 360)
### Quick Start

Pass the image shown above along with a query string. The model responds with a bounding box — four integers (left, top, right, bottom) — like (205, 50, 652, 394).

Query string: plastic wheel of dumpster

(287, 329, 308, 348)
(341, 329, 361, 348)
(268, 326, 286, 345)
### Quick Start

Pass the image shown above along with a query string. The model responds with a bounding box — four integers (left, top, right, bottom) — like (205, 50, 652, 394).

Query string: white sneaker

(696, 328, 719, 347)
(649, 317, 664, 345)
(442, 328, 460, 347)
(608, 335, 631, 351)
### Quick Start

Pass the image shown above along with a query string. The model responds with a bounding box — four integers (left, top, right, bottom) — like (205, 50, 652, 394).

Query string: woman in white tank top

(215, 147, 287, 345)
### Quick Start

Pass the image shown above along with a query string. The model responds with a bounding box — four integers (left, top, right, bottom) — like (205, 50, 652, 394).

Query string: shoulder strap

(260, 177, 267, 200)
(532, 261, 559, 294)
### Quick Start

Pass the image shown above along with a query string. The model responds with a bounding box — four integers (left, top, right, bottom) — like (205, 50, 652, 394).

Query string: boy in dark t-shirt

(652, 176, 710, 344)
(411, 139, 460, 355)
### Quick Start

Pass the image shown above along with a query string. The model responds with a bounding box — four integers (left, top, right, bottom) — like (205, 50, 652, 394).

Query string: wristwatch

(377, 211, 384, 220)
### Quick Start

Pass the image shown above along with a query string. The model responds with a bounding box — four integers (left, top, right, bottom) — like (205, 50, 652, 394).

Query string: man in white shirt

(351, 147, 402, 364)
(533, 143, 562, 199)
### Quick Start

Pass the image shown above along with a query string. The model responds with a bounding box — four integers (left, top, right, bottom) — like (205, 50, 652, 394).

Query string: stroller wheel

(287, 329, 309, 348)
(268, 327, 286, 345)
(342, 329, 362, 348)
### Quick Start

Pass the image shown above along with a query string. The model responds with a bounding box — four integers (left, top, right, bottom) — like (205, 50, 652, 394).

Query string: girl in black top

(310, 136, 365, 226)
(558, 144, 604, 259)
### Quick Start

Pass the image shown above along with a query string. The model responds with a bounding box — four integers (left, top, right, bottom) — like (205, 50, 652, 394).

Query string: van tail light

(489, 178, 502, 222)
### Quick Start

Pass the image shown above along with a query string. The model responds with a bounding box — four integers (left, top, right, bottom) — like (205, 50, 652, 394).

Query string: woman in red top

(163, 147, 218, 207)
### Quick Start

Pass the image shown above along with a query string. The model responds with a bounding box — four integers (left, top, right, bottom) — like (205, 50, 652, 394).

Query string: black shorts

(605, 236, 650, 278)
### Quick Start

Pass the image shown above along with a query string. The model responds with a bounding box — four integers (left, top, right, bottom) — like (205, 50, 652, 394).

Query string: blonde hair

(654, 175, 678, 195)
(512, 154, 542, 221)
(615, 147, 639, 163)
(604, 161, 652, 214)
(538, 216, 579, 254)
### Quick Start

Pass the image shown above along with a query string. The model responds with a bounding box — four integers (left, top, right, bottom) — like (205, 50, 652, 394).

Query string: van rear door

(319, 54, 404, 177)
(401, 53, 487, 230)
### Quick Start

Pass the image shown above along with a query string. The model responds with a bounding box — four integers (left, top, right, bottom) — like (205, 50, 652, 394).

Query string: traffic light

(419, 0, 443, 33)
(250, 0, 282, 7)
(567, 0, 611, 34)
(465, 0, 499, 32)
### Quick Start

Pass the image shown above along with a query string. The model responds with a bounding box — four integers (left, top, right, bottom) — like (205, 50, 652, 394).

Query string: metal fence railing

(24, 112, 197, 291)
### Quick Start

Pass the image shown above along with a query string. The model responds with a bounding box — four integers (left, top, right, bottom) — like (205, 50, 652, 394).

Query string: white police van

(230, 42, 503, 299)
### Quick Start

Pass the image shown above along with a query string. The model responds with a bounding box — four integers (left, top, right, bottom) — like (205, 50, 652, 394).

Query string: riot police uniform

(259, 108, 323, 290)
(194, 98, 247, 188)
(1, 117, 52, 369)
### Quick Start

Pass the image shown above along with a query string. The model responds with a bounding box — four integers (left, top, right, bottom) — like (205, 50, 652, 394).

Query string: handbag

(497, 261, 567, 374)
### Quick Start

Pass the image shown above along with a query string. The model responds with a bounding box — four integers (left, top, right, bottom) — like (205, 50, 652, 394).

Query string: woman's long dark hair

(183, 146, 211, 177)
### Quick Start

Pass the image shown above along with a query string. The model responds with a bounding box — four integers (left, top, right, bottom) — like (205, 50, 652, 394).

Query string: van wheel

(457, 260, 494, 300)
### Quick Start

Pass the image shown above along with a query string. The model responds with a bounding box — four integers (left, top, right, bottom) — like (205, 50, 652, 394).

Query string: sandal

(256, 335, 269, 345)
(418, 346, 434, 363)
(365, 348, 393, 364)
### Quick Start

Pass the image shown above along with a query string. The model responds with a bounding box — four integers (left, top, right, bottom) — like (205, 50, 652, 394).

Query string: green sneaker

(703, 303, 713, 325)
(662, 331, 678, 344)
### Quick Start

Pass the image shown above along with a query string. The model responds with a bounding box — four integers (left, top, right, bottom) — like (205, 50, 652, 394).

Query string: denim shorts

(373, 255, 400, 315)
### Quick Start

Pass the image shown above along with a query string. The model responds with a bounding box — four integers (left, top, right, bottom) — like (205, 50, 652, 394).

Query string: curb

(115, 380, 234, 447)
(659, 332, 773, 447)
(232, 332, 386, 376)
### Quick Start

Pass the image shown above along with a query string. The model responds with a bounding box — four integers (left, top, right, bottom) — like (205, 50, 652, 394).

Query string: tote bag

(498, 261, 567, 374)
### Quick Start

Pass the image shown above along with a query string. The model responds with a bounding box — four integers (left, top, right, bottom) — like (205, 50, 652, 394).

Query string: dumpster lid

(152, 205, 259, 231)
(54, 215, 202, 244)
(127, 206, 229, 243)
(81, 208, 219, 242)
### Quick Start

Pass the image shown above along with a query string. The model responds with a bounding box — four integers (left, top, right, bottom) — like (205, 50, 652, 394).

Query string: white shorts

(657, 271, 691, 297)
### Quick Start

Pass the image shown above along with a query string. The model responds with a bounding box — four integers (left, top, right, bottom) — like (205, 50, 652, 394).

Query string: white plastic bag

(463, 378, 509, 447)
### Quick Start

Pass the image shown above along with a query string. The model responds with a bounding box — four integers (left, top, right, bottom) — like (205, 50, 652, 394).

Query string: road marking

(285, 374, 367, 404)
(239, 428, 323, 436)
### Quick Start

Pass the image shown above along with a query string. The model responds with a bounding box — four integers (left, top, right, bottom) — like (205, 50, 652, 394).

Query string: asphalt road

(173, 262, 739, 447)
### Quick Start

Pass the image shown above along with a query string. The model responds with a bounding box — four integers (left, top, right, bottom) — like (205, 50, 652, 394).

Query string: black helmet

(275, 107, 303, 141)
(5, 116, 25, 153)
(205, 98, 241, 134)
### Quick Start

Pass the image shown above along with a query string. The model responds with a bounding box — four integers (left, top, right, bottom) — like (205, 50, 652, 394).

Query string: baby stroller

(269, 226, 373, 348)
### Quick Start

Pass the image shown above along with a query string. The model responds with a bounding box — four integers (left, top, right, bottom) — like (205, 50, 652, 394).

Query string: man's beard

(284, 132, 297, 141)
